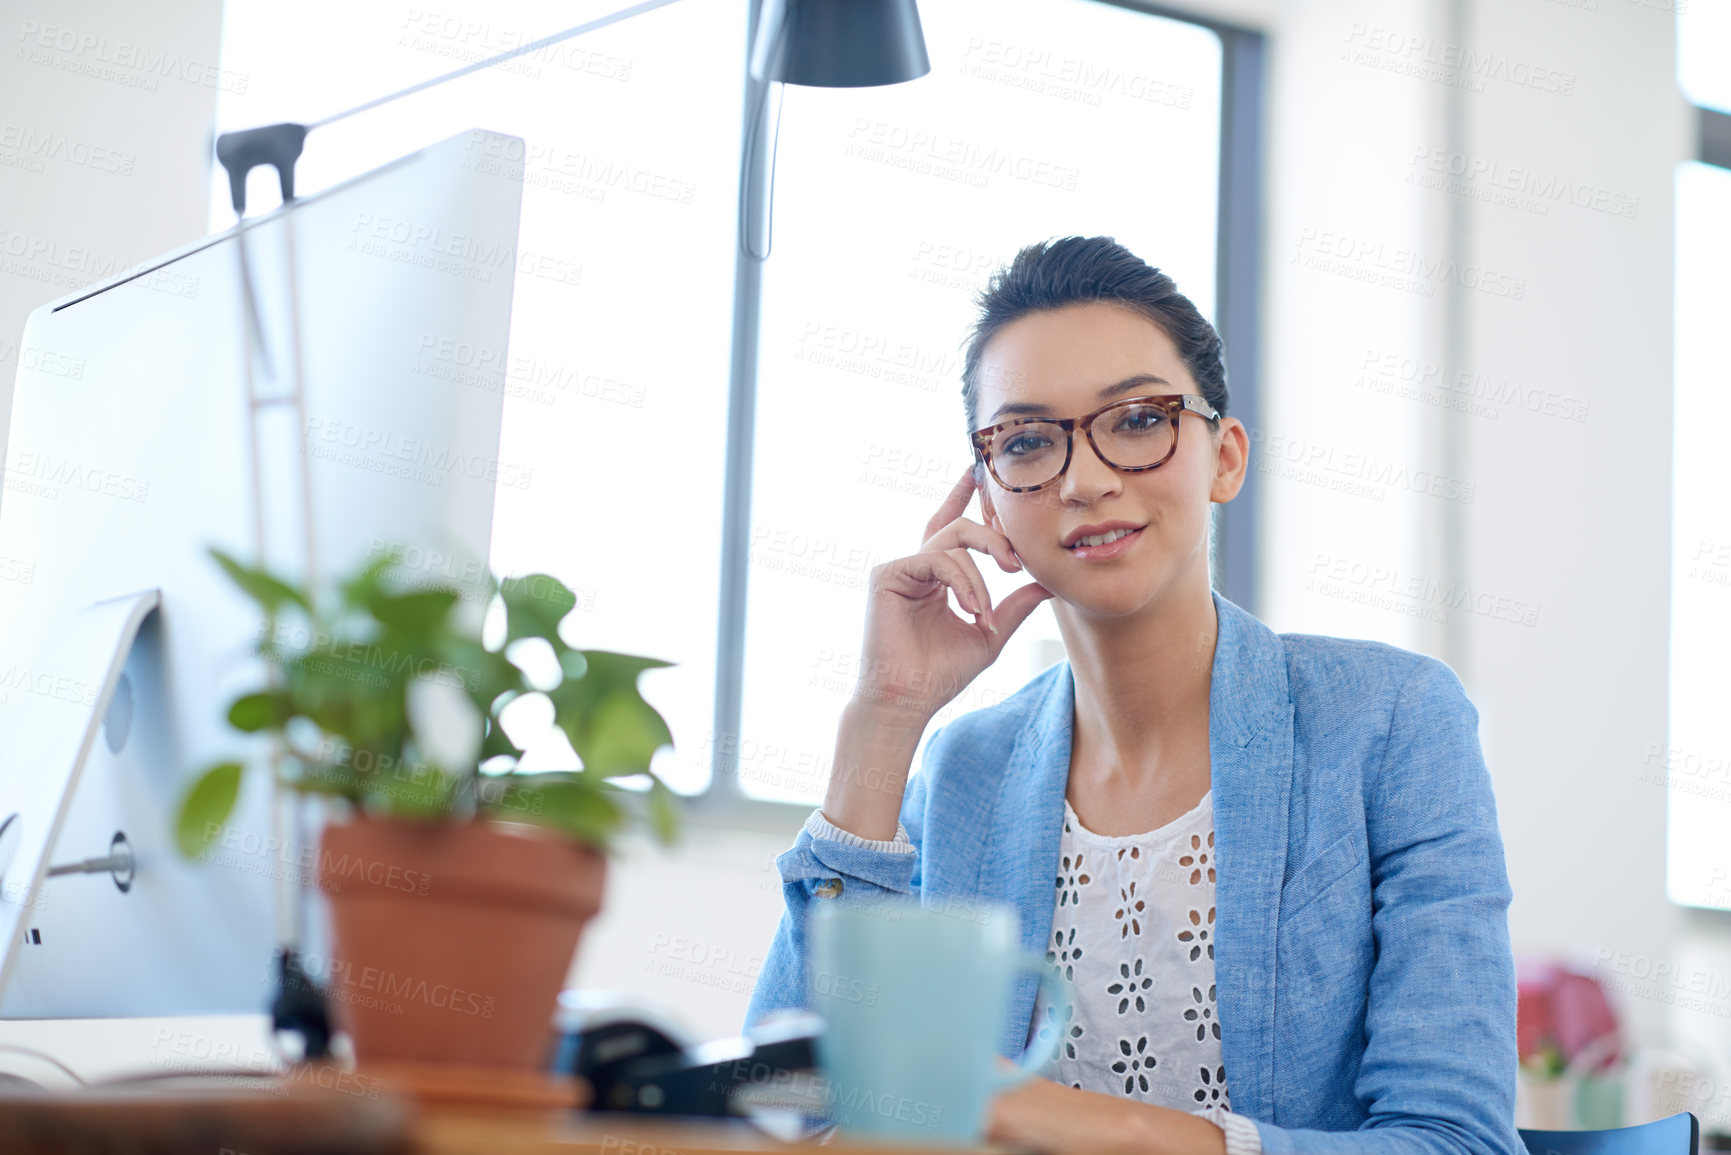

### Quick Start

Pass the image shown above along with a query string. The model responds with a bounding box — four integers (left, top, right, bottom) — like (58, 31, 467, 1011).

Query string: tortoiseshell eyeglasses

(970, 394, 1220, 493)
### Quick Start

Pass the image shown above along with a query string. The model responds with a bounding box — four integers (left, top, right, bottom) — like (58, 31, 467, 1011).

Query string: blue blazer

(745, 592, 1521, 1155)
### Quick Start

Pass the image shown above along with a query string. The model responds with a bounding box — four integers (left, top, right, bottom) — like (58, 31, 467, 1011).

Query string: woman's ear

(975, 463, 1003, 533)
(1210, 417, 1250, 503)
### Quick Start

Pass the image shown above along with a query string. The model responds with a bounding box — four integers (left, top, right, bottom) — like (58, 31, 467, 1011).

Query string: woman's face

(973, 302, 1248, 619)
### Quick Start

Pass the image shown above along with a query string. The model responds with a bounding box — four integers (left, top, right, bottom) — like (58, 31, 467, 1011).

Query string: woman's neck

(1055, 568, 1219, 784)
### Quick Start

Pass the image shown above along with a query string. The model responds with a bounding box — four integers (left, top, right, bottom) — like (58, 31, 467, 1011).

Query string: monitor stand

(0, 589, 159, 997)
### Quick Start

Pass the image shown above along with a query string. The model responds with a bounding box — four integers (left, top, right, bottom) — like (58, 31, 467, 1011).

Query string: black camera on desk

(552, 993, 827, 1122)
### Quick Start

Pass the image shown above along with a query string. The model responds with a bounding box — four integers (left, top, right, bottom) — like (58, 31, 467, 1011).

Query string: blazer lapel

(1209, 591, 1295, 1123)
(977, 593, 1294, 1091)
(979, 663, 1075, 1060)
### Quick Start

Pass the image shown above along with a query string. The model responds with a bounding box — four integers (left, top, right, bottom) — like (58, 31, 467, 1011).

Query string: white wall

(1197, 0, 1731, 1108)
(3, 0, 1727, 1111)
(0, 0, 233, 1079)
(1145, 0, 1724, 1089)
(0, 0, 225, 453)
(1455, 0, 1695, 1051)
(1236, 0, 1705, 1061)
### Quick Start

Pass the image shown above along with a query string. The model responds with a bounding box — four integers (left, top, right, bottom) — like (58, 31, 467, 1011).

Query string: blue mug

(809, 896, 1064, 1143)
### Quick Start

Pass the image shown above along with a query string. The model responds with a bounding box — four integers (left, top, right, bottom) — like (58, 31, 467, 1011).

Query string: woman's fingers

(925, 516, 1022, 574)
(943, 548, 995, 630)
(923, 467, 978, 543)
(920, 467, 1025, 576)
(987, 580, 1055, 646)
(879, 551, 984, 617)
(879, 549, 998, 632)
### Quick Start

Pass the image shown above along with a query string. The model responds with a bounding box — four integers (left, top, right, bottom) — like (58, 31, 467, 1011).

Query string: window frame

(1702, 106, 1731, 169)
(691, 0, 1268, 829)
(1665, 103, 1730, 903)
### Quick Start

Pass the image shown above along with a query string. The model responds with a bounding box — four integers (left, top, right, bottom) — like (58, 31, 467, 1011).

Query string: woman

(745, 237, 1520, 1155)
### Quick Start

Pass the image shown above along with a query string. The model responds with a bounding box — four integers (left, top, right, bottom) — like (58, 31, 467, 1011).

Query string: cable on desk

(0, 1044, 88, 1087)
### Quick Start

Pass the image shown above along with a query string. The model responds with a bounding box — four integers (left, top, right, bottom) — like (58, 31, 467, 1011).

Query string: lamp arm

(739, 1, 793, 261)
(215, 0, 689, 218)
(748, 0, 789, 81)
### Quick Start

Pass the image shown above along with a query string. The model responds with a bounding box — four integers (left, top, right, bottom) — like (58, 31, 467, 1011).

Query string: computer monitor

(0, 128, 524, 1017)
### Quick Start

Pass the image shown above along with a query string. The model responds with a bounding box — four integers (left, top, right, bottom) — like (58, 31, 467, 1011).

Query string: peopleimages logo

(834, 1084, 945, 1129)
(1355, 348, 1591, 424)
(348, 211, 582, 288)
(463, 134, 696, 206)
(0, 229, 197, 298)
(198, 823, 435, 897)
(0, 663, 98, 707)
(1, 449, 150, 503)
(0, 227, 134, 280)
(18, 346, 85, 380)
(1250, 428, 1477, 504)
(846, 119, 1081, 191)
(956, 36, 1193, 110)
(399, 10, 633, 83)
(1306, 553, 1541, 627)
(0, 122, 135, 174)
(1594, 947, 1731, 1017)
(794, 320, 958, 393)
(299, 951, 497, 1019)
(1293, 228, 1527, 300)
(302, 417, 534, 491)
(1407, 146, 1640, 221)
(1342, 24, 1576, 96)
(15, 20, 250, 93)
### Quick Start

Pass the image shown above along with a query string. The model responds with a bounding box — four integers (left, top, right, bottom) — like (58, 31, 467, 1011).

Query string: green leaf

(338, 552, 398, 611)
(506, 776, 622, 851)
(176, 762, 243, 857)
(647, 777, 680, 846)
(433, 636, 522, 709)
(209, 548, 311, 615)
(194, 547, 682, 856)
(227, 691, 290, 733)
(478, 717, 524, 761)
(550, 650, 672, 714)
(363, 763, 457, 818)
(284, 649, 380, 701)
(550, 651, 674, 777)
(291, 759, 365, 800)
(576, 692, 673, 777)
(501, 574, 577, 643)
(368, 588, 460, 632)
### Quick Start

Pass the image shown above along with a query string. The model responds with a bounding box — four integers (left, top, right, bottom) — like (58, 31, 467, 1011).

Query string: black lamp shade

(777, 0, 931, 88)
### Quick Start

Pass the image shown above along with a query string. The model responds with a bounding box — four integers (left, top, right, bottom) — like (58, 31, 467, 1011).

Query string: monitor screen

(0, 128, 523, 1017)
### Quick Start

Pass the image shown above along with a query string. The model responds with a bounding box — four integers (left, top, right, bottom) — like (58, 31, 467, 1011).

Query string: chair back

(1518, 1112, 1699, 1155)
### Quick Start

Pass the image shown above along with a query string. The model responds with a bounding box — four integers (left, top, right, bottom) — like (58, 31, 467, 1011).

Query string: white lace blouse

(1027, 790, 1259, 1154)
(804, 793, 1260, 1155)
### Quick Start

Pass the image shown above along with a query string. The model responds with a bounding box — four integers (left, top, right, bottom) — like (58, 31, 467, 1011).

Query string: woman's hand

(853, 467, 1053, 722)
(986, 1072, 1082, 1153)
(986, 1067, 1228, 1155)
(819, 468, 1053, 841)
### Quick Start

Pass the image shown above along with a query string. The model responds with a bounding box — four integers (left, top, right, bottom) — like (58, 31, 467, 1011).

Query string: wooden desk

(416, 1111, 996, 1155)
(0, 1088, 1004, 1155)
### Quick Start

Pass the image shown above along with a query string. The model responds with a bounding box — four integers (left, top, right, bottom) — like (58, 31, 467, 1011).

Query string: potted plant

(175, 546, 678, 1081)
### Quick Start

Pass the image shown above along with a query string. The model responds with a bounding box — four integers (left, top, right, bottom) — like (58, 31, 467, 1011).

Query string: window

(1667, 4, 1731, 910)
(214, 0, 745, 794)
(738, 0, 1225, 804)
(213, 0, 1251, 811)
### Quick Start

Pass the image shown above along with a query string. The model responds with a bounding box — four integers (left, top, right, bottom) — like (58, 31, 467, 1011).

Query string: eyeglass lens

(986, 401, 1175, 489)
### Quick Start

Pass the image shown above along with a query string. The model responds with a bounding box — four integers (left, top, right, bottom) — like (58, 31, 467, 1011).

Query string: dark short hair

(961, 236, 1228, 435)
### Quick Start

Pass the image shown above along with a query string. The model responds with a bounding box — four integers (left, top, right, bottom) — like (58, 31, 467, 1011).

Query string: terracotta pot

(318, 816, 606, 1070)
